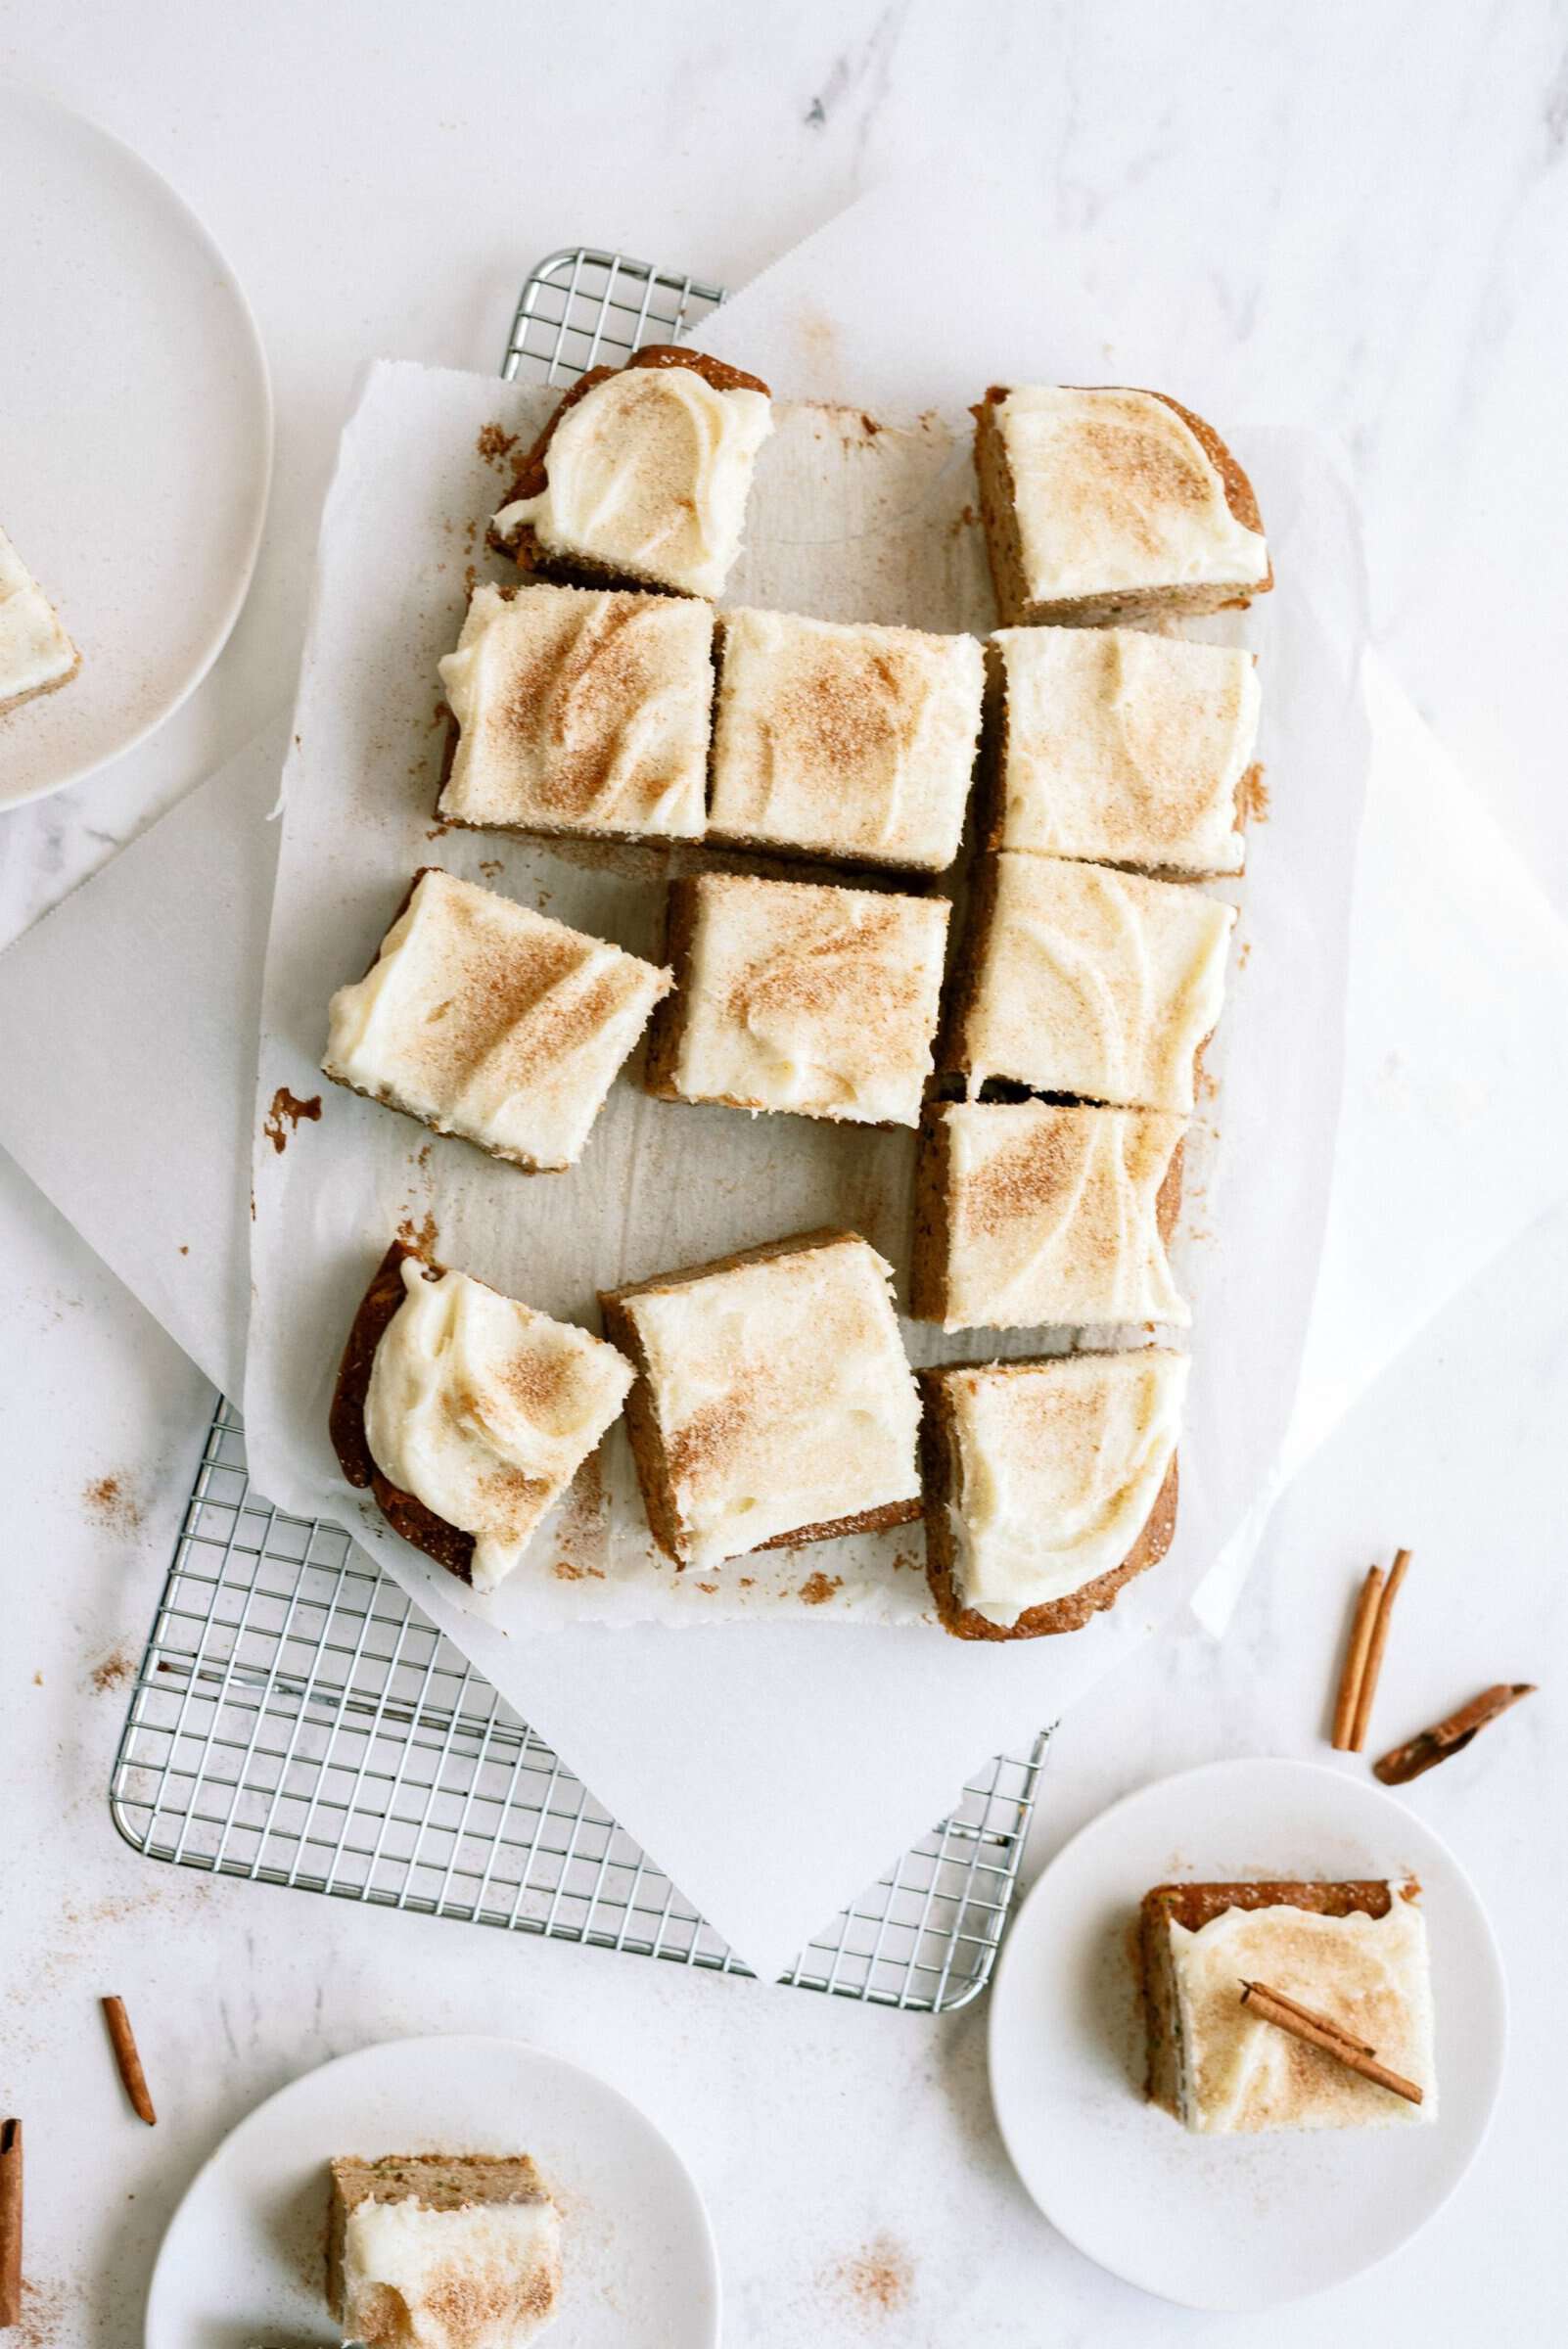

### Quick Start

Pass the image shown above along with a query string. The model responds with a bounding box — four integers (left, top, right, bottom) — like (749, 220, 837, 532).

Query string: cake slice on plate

(327, 2150, 562, 2346)
(490, 345, 772, 599)
(1140, 1879, 1437, 2133)
(0, 523, 79, 716)
(972, 385, 1270, 627)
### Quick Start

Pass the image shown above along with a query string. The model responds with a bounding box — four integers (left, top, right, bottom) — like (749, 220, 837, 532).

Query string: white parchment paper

(244, 346, 1364, 1968)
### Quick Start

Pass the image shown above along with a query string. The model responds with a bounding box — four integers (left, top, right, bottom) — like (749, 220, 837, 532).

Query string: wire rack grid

(111, 249, 1049, 2012)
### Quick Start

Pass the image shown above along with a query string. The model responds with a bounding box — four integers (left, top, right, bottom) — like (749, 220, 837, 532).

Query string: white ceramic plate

(989, 1756, 1506, 2310)
(145, 2035, 720, 2348)
(0, 83, 271, 809)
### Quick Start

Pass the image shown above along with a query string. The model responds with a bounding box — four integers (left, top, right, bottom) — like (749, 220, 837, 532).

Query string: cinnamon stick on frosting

(1374, 1682, 1537, 1785)
(1239, 1980, 1424, 2106)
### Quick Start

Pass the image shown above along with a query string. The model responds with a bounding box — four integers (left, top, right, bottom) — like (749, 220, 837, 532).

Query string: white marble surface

(1, 2, 1564, 2340)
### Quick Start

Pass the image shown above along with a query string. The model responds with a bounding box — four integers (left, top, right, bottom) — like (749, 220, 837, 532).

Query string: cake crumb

(83, 1474, 143, 1537)
(479, 858, 503, 881)
(263, 1086, 322, 1154)
(89, 1649, 133, 1693)
(799, 1570, 843, 1606)
(1239, 770, 1271, 823)
(429, 698, 453, 731)
(396, 1209, 439, 1257)
(177, 1243, 189, 1256)
(1237, 940, 1252, 969)
(477, 422, 519, 465)
(826, 2234, 914, 2323)
(425, 820, 452, 840)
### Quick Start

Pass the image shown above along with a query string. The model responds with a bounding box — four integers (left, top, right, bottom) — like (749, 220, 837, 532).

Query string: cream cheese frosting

(324, 869, 671, 1170)
(363, 1257, 632, 1593)
(994, 626, 1258, 874)
(669, 873, 949, 1127)
(932, 1101, 1189, 1330)
(621, 1235, 921, 1570)
(1169, 1898, 1437, 2134)
(342, 2191, 563, 2346)
(708, 607, 985, 869)
(492, 366, 772, 598)
(959, 852, 1235, 1115)
(994, 387, 1269, 601)
(0, 524, 78, 710)
(438, 581, 713, 840)
(942, 1350, 1185, 1624)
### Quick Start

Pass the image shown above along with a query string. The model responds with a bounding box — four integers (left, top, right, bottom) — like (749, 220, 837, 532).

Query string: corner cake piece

(919, 1351, 1185, 1638)
(331, 1240, 628, 1588)
(437, 581, 713, 843)
(330, 1237, 632, 1591)
(323, 868, 671, 1171)
(990, 626, 1260, 876)
(600, 1228, 923, 1571)
(0, 523, 80, 716)
(646, 870, 949, 1128)
(490, 345, 772, 599)
(972, 385, 1271, 627)
(1140, 1880, 1437, 2134)
(945, 852, 1235, 1116)
(707, 607, 985, 871)
(327, 2151, 562, 2347)
(911, 1100, 1189, 1331)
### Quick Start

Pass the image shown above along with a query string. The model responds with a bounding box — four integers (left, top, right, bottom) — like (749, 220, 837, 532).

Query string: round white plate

(0, 83, 271, 809)
(989, 1756, 1506, 2310)
(146, 2035, 720, 2348)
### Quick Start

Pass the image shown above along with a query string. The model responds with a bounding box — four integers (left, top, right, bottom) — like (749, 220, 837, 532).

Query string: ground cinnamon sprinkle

(262, 1086, 322, 1154)
(82, 1475, 143, 1537)
(1240, 770, 1271, 822)
(828, 2234, 914, 2321)
(799, 1571, 843, 1606)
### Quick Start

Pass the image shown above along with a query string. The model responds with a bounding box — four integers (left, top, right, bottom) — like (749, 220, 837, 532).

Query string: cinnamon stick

(1349, 1545, 1412, 1751)
(1239, 1979, 1423, 2105)
(101, 1997, 156, 2126)
(1374, 1682, 1537, 1785)
(1331, 1566, 1384, 1749)
(0, 2119, 21, 2330)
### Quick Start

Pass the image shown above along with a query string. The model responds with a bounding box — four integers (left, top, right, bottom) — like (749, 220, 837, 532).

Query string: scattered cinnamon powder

(552, 1558, 605, 1581)
(476, 422, 519, 465)
(82, 1475, 143, 1537)
(826, 2234, 914, 2322)
(396, 1209, 438, 1257)
(89, 1650, 133, 1693)
(799, 1571, 843, 1606)
(12, 2278, 71, 2349)
(263, 1087, 322, 1154)
(1239, 770, 1271, 822)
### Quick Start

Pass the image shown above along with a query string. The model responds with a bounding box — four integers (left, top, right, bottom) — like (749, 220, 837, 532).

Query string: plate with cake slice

(0, 82, 271, 809)
(987, 1756, 1505, 2309)
(145, 2034, 719, 2347)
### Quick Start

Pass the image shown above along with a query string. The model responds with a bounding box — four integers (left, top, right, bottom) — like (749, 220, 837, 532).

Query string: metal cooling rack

(110, 249, 1048, 2011)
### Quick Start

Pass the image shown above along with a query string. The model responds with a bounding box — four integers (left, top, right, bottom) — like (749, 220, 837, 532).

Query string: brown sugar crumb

(89, 1649, 133, 1693)
(1239, 769, 1271, 822)
(83, 1474, 143, 1537)
(263, 1086, 322, 1154)
(826, 2234, 914, 2323)
(799, 1570, 843, 1606)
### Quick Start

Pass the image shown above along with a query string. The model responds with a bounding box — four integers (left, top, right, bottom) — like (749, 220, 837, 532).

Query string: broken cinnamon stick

(1331, 1566, 1385, 1749)
(1374, 1682, 1537, 1785)
(101, 1997, 156, 2126)
(1349, 1545, 1411, 1751)
(1239, 1979, 1423, 2105)
(0, 2119, 22, 2330)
